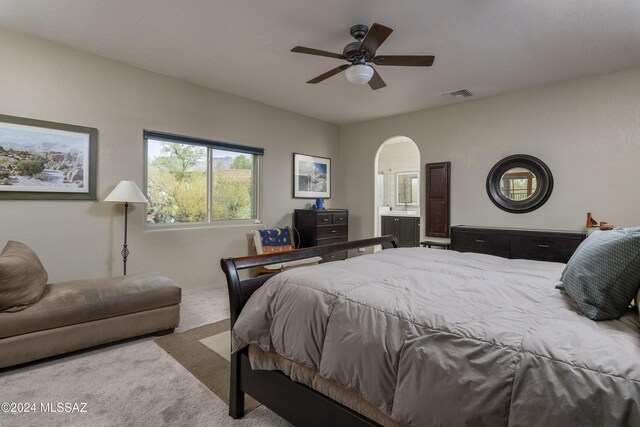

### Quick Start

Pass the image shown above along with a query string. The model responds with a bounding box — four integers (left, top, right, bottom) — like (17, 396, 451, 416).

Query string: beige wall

(341, 67, 640, 240)
(3, 26, 639, 288)
(0, 28, 340, 289)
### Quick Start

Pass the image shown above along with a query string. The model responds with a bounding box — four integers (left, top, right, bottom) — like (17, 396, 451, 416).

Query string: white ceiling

(0, 0, 639, 125)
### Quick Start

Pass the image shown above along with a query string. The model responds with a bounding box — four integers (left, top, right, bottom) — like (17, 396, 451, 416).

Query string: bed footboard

(220, 235, 399, 421)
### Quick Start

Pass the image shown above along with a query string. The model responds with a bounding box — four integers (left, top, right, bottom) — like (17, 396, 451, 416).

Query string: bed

(221, 236, 640, 426)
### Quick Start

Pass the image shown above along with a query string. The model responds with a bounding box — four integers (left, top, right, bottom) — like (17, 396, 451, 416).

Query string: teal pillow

(559, 228, 640, 320)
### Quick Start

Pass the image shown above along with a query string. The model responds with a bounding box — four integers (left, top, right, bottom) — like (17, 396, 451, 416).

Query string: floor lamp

(105, 180, 148, 275)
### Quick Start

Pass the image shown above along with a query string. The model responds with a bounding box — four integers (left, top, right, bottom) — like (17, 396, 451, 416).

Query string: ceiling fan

(291, 23, 435, 90)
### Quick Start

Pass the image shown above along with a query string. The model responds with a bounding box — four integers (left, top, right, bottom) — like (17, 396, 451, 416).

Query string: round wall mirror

(486, 155, 553, 213)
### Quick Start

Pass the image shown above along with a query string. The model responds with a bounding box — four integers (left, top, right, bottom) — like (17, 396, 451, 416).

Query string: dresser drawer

(316, 236, 347, 246)
(510, 236, 581, 263)
(321, 251, 348, 263)
(332, 212, 348, 224)
(453, 231, 510, 253)
(316, 213, 333, 225)
(317, 224, 347, 238)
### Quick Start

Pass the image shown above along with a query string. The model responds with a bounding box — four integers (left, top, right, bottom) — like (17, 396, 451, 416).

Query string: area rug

(154, 319, 260, 414)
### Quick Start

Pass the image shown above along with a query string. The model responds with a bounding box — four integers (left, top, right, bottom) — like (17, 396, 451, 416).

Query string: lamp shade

(104, 180, 148, 203)
(345, 64, 374, 85)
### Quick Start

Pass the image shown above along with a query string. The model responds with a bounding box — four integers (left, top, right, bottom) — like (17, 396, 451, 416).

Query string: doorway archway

(374, 136, 421, 238)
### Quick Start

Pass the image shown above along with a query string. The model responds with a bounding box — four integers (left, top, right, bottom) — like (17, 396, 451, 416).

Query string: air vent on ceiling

(441, 89, 474, 102)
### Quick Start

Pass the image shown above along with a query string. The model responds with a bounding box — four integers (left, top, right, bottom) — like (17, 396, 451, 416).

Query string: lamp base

(121, 243, 129, 275)
(121, 202, 129, 276)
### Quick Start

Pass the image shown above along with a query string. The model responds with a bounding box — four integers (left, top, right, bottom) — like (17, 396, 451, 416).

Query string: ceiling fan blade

(307, 64, 351, 84)
(368, 68, 386, 90)
(291, 46, 346, 60)
(373, 55, 435, 67)
(359, 23, 393, 55)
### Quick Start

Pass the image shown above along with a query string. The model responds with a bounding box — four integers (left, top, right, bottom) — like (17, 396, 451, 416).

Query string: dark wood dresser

(451, 225, 586, 263)
(294, 209, 348, 262)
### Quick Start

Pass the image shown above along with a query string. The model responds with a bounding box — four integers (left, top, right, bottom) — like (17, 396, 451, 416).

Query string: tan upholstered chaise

(0, 273, 181, 368)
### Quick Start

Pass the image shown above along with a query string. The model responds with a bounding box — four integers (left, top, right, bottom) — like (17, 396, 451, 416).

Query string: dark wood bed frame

(220, 235, 399, 427)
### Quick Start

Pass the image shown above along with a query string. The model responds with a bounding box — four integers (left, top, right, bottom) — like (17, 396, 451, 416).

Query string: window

(144, 130, 262, 226)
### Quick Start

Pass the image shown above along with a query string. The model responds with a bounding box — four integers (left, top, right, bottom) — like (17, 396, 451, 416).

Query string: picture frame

(292, 153, 331, 199)
(0, 114, 97, 200)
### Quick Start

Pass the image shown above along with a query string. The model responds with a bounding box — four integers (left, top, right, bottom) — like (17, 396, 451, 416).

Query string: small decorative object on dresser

(586, 212, 598, 228)
(585, 212, 613, 230)
(451, 225, 586, 263)
(294, 209, 348, 262)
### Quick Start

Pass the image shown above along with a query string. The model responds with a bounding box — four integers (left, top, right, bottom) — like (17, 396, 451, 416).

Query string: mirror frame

(486, 154, 553, 214)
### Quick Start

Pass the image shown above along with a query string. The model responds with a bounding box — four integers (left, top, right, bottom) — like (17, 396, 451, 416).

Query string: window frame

(143, 130, 263, 229)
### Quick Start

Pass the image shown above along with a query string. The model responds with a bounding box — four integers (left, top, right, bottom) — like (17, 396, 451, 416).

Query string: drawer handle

(537, 244, 550, 248)
(475, 239, 485, 243)
(331, 229, 337, 233)
(322, 218, 329, 222)
(338, 217, 344, 221)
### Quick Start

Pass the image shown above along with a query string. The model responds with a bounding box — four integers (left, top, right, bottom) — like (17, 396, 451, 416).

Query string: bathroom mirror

(396, 171, 419, 206)
(486, 155, 553, 213)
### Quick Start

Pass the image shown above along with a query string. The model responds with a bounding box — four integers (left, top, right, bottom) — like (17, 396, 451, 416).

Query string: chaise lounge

(0, 241, 181, 369)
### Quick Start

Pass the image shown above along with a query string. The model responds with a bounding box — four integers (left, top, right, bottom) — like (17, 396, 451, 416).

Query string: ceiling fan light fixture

(292, 23, 433, 90)
(345, 64, 374, 85)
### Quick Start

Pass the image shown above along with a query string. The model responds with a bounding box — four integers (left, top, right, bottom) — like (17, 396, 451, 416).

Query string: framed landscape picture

(0, 114, 97, 200)
(293, 153, 331, 199)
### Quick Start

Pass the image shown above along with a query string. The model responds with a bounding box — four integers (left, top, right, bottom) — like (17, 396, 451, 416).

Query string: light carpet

(0, 287, 289, 427)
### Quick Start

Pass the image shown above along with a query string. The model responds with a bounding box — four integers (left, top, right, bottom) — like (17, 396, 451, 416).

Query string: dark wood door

(425, 162, 451, 237)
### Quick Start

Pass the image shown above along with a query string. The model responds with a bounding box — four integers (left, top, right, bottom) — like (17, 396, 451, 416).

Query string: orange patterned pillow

(263, 244, 295, 254)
